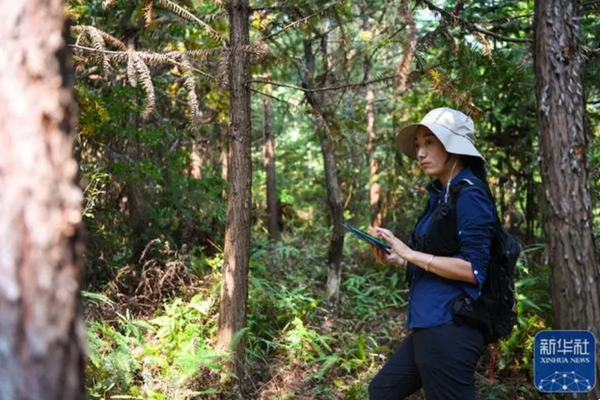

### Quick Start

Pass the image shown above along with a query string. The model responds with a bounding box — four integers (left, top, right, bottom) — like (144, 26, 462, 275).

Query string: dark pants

(368, 322, 486, 400)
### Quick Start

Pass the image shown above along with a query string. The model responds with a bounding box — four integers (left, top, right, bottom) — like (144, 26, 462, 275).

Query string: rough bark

(525, 126, 536, 243)
(0, 0, 86, 399)
(216, 0, 251, 380)
(220, 125, 229, 199)
(262, 93, 281, 240)
(303, 35, 345, 304)
(534, 1, 600, 397)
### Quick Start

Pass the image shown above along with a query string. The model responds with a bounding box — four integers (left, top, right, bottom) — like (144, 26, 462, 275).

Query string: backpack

(478, 206, 521, 343)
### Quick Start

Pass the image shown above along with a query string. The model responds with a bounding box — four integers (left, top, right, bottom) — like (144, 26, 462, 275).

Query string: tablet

(342, 222, 391, 254)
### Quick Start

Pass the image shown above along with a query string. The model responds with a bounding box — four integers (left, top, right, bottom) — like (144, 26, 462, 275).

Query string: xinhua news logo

(534, 330, 596, 393)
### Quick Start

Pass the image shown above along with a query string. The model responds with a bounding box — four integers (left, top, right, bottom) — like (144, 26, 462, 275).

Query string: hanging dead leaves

(71, 0, 269, 123)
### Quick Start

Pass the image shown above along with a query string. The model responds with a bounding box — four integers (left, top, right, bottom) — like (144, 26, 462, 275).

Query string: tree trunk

(303, 35, 345, 304)
(366, 86, 382, 227)
(534, 1, 600, 398)
(262, 93, 280, 240)
(0, 0, 86, 399)
(320, 130, 345, 304)
(216, 0, 251, 380)
(220, 125, 229, 199)
(525, 126, 536, 243)
(190, 140, 205, 179)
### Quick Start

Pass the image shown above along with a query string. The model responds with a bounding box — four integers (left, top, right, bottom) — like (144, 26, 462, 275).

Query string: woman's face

(414, 127, 451, 177)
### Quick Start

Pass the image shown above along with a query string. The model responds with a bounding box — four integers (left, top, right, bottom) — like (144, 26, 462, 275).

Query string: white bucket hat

(396, 107, 485, 162)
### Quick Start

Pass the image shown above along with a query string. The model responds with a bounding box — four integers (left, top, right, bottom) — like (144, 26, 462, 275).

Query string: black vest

(407, 180, 474, 284)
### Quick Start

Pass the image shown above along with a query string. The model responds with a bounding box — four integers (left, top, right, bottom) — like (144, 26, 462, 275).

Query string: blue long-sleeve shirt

(405, 167, 496, 329)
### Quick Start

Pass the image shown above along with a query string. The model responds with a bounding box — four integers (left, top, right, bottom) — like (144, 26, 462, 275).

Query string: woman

(368, 107, 496, 400)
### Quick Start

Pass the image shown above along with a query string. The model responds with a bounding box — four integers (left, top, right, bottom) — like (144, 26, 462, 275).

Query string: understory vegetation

(84, 231, 556, 399)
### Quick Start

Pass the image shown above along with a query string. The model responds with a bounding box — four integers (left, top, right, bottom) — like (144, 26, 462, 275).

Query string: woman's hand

(373, 227, 414, 261)
(369, 245, 406, 266)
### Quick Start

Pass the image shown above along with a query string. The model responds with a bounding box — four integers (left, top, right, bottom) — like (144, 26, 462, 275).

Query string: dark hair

(461, 155, 495, 202)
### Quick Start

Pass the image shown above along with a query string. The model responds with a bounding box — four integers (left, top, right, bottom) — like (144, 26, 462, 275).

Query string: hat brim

(395, 122, 485, 162)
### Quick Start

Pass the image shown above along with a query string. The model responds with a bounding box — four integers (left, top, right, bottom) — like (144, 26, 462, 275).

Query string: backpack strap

(451, 178, 502, 228)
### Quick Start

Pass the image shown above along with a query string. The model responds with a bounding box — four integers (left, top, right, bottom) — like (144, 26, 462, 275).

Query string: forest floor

(85, 235, 565, 400)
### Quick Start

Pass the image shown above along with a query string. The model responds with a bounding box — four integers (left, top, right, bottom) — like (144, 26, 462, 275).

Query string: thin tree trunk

(364, 12, 381, 227)
(303, 34, 345, 304)
(190, 140, 204, 179)
(363, 12, 382, 226)
(216, 0, 251, 380)
(534, 1, 600, 398)
(262, 93, 280, 240)
(0, 0, 86, 398)
(366, 87, 382, 227)
(123, 34, 149, 257)
(320, 130, 345, 303)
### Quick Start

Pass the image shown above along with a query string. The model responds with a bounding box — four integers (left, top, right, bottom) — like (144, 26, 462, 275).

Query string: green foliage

(87, 291, 225, 399)
(71, 0, 600, 398)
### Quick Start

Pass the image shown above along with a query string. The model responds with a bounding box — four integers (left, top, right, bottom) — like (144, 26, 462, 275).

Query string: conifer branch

(71, 25, 127, 74)
(250, 74, 397, 93)
(180, 55, 201, 123)
(417, 0, 533, 44)
(472, 31, 493, 60)
(144, 0, 155, 27)
(131, 53, 156, 119)
(155, 0, 225, 44)
(71, 44, 218, 80)
(88, 27, 111, 73)
(425, 69, 482, 118)
(71, 25, 127, 50)
(250, 88, 300, 109)
(197, 11, 227, 22)
(261, 2, 341, 42)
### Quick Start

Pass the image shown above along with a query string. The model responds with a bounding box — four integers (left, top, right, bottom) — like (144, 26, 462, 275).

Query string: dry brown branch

(472, 31, 493, 61)
(177, 47, 224, 60)
(131, 53, 156, 119)
(180, 55, 201, 123)
(144, 0, 155, 27)
(71, 25, 127, 50)
(70, 44, 218, 81)
(155, 0, 225, 43)
(426, 69, 482, 118)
